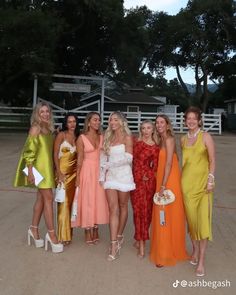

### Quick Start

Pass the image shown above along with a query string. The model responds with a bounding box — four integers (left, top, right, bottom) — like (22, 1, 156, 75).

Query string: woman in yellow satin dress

(181, 107, 215, 277)
(54, 113, 80, 244)
(14, 102, 63, 253)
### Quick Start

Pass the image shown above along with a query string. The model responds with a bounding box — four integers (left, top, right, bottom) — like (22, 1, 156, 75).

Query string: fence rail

(0, 106, 222, 134)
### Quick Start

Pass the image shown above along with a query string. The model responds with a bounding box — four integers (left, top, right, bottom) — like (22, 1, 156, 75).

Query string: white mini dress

(103, 144, 135, 192)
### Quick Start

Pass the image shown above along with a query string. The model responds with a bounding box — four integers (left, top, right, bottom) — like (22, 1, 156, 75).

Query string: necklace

(187, 128, 201, 139)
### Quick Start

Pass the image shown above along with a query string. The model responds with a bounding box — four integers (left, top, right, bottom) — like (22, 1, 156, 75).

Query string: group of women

(14, 102, 215, 277)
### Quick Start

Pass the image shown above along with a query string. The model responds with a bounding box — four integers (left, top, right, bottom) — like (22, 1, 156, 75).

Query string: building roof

(110, 92, 164, 105)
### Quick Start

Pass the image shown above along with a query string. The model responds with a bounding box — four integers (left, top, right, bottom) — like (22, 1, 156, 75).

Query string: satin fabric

(150, 149, 189, 266)
(57, 141, 77, 242)
(14, 133, 55, 189)
(181, 131, 213, 241)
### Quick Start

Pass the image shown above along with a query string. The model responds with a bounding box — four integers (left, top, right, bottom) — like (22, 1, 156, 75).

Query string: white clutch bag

(153, 189, 175, 206)
(55, 183, 65, 203)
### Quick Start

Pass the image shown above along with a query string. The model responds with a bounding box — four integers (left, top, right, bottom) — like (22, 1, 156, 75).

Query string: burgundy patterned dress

(130, 139, 159, 241)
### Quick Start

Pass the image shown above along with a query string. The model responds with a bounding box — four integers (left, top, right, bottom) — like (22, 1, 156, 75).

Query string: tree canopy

(0, 0, 235, 110)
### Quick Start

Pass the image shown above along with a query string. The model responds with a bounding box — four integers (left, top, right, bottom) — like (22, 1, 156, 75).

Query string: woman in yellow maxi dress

(181, 107, 215, 277)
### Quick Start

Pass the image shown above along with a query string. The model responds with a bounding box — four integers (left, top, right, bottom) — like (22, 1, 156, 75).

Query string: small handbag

(153, 189, 175, 206)
(55, 182, 65, 203)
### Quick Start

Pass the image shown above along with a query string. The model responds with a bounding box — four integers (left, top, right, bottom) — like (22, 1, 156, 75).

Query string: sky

(123, 0, 196, 84)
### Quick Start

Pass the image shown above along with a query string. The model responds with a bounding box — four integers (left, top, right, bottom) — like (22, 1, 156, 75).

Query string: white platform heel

(45, 230, 63, 253)
(27, 225, 44, 248)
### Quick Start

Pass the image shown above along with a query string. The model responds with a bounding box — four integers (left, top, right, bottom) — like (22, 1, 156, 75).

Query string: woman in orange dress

(150, 114, 189, 267)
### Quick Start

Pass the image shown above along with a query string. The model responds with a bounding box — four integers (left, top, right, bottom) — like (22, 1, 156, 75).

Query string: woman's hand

(158, 186, 165, 197)
(27, 170, 35, 185)
(206, 182, 215, 193)
(56, 170, 66, 184)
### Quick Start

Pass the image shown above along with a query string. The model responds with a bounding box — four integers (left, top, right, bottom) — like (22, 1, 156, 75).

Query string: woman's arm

(26, 126, 40, 184)
(159, 137, 175, 194)
(53, 132, 65, 183)
(203, 132, 216, 192)
(125, 135, 133, 155)
(75, 135, 84, 187)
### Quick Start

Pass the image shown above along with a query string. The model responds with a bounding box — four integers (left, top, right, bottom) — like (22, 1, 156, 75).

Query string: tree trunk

(175, 65, 190, 100)
(201, 67, 209, 112)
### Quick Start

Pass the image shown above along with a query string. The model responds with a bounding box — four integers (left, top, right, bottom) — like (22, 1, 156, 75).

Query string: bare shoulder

(125, 135, 133, 144)
(166, 136, 175, 146)
(203, 131, 214, 145)
(29, 125, 40, 136)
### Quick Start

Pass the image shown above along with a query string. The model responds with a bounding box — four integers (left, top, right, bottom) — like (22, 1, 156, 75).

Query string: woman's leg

(196, 239, 208, 275)
(191, 239, 200, 264)
(39, 188, 58, 244)
(117, 191, 129, 242)
(106, 189, 119, 256)
(31, 191, 44, 239)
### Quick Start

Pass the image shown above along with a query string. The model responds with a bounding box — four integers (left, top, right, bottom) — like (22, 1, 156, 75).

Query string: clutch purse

(55, 182, 65, 203)
(153, 189, 175, 206)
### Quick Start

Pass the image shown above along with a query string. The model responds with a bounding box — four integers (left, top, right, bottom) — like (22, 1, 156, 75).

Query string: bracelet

(160, 185, 165, 189)
(208, 173, 215, 179)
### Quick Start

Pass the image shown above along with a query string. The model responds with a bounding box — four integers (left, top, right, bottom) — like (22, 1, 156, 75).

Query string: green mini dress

(14, 133, 55, 189)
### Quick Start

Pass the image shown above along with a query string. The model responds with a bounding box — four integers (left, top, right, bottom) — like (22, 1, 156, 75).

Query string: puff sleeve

(23, 135, 39, 166)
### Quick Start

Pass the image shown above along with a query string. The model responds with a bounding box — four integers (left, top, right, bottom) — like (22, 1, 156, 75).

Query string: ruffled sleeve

(23, 135, 39, 166)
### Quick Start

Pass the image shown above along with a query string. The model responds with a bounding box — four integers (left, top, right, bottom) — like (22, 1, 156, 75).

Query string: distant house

(225, 98, 236, 130)
(80, 87, 179, 115)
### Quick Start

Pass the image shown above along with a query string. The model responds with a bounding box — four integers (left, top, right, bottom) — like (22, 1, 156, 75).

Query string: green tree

(0, 5, 62, 105)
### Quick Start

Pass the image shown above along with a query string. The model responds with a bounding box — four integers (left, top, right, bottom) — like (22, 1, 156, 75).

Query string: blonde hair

(82, 112, 101, 134)
(30, 102, 54, 132)
(103, 111, 131, 154)
(138, 120, 158, 144)
(155, 114, 175, 144)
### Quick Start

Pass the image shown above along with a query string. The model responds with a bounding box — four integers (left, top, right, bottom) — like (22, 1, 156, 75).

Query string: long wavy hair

(62, 113, 80, 138)
(30, 102, 54, 132)
(103, 111, 131, 154)
(82, 112, 102, 134)
(138, 120, 158, 144)
(155, 114, 175, 144)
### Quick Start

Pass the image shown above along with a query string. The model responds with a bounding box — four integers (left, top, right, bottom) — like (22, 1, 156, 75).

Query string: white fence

(0, 106, 222, 134)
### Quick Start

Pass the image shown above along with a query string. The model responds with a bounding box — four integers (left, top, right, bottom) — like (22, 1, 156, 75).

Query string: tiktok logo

(173, 280, 180, 288)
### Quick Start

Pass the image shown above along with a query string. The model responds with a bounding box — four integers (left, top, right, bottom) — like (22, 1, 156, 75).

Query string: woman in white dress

(100, 112, 135, 261)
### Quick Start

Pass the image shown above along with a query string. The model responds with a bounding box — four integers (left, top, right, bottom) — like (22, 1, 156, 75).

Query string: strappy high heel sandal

(117, 234, 124, 248)
(107, 240, 120, 261)
(92, 225, 99, 244)
(27, 225, 44, 248)
(45, 229, 63, 253)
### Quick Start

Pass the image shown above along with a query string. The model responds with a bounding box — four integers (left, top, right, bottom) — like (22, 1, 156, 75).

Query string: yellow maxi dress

(14, 133, 55, 189)
(57, 141, 77, 242)
(181, 131, 213, 241)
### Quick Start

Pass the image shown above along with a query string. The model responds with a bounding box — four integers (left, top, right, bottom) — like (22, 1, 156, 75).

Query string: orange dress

(150, 148, 189, 266)
(71, 134, 109, 228)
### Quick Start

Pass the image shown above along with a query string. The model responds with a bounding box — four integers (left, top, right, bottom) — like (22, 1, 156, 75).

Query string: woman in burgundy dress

(131, 120, 160, 258)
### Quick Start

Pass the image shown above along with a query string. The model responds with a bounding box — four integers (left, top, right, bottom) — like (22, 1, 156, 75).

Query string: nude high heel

(45, 230, 63, 253)
(107, 240, 120, 261)
(27, 225, 44, 248)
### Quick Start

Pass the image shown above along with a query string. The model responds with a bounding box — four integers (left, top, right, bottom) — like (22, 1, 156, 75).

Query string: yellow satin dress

(57, 141, 77, 242)
(181, 131, 213, 241)
(14, 133, 55, 189)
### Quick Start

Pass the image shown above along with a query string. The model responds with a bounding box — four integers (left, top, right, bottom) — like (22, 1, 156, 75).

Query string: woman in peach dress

(150, 114, 189, 267)
(71, 112, 109, 244)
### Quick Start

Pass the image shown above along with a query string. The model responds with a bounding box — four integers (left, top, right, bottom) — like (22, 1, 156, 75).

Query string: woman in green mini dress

(14, 102, 63, 253)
